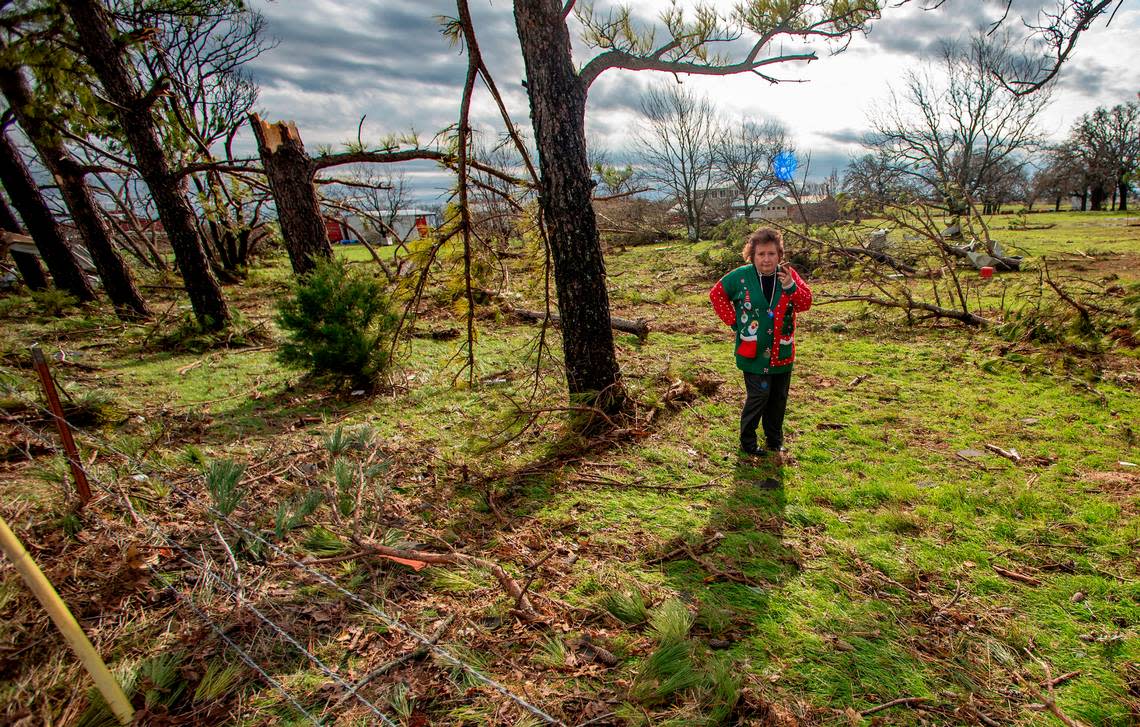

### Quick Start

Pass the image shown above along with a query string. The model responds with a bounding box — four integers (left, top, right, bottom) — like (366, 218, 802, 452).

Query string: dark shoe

(739, 443, 766, 456)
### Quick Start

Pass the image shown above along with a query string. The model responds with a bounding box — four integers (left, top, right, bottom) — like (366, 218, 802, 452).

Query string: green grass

(1, 209, 1137, 725)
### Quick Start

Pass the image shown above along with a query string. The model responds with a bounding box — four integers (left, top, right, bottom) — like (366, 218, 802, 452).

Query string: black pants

(740, 371, 791, 451)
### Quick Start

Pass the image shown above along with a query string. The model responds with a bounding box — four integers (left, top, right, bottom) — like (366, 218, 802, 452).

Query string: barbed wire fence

(0, 373, 566, 726)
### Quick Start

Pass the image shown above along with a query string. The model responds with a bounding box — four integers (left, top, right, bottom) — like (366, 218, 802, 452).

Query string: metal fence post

(29, 345, 91, 505)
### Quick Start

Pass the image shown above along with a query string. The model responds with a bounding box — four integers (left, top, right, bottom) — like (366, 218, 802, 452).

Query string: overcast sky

(243, 0, 1140, 204)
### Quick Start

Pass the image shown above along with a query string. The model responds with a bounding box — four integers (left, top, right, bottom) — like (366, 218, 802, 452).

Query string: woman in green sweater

(709, 227, 812, 458)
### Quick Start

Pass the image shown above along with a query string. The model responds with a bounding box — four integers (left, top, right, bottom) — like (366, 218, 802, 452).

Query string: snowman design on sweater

(709, 264, 813, 374)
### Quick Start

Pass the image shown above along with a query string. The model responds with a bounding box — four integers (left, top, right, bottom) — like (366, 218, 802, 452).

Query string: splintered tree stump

(249, 114, 333, 276)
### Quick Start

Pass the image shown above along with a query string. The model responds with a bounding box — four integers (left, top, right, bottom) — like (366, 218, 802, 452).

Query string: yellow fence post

(0, 515, 134, 725)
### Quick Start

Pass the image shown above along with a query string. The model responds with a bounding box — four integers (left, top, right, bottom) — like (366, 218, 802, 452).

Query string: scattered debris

(984, 443, 1022, 463)
(993, 565, 1042, 586)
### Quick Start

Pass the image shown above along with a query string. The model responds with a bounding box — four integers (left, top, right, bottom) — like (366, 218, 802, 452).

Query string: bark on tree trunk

(248, 115, 331, 276)
(53, 158, 150, 318)
(1090, 184, 1105, 211)
(1119, 178, 1129, 212)
(64, 0, 230, 330)
(0, 128, 96, 301)
(513, 0, 624, 409)
(0, 62, 148, 318)
(0, 194, 47, 289)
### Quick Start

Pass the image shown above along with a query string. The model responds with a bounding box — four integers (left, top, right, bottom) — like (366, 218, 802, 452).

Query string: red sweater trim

(709, 280, 736, 327)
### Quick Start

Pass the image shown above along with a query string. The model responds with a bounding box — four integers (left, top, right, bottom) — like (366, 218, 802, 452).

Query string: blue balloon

(773, 151, 797, 182)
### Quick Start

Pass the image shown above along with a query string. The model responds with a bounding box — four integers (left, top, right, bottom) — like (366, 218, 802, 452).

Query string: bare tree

(842, 149, 916, 213)
(635, 83, 720, 242)
(128, 2, 273, 273)
(871, 32, 1049, 221)
(991, 0, 1124, 95)
(1069, 101, 1139, 211)
(713, 119, 788, 219)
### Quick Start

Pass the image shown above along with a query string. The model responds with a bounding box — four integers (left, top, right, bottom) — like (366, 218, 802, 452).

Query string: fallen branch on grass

(357, 540, 541, 621)
(1025, 660, 1091, 727)
(993, 564, 1042, 586)
(508, 307, 649, 340)
(860, 696, 930, 717)
(984, 444, 1022, 463)
(816, 294, 989, 326)
(1041, 670, 1081, 689)
(647, 531, 725, 565)
(686, 546, 765, 587)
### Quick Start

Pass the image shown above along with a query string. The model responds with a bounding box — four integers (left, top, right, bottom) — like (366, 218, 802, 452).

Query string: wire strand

(1, 384, 564, 725)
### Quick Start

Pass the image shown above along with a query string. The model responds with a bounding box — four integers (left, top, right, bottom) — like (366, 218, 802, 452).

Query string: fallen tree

(508, 306, 649, 340)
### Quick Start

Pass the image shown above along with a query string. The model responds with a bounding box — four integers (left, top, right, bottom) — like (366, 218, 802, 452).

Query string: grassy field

(1, 209, 1137, 726)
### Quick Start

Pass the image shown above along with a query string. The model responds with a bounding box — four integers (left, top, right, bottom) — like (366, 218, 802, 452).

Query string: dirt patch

(1081, 469, 1140, 510)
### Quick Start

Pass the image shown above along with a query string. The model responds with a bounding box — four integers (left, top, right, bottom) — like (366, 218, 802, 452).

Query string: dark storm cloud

(247, 1, 523, 99)
(586, 73, 656, 116)
(860, 4, 995, 59)
(790, 147, 851, 181)
(815, 127, 867, 146)
(1054, 56, 1127, 98)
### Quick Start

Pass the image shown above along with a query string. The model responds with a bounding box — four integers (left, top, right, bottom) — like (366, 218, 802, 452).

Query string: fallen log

(509, 307, 649, 340)
(838, 246, 918, 275)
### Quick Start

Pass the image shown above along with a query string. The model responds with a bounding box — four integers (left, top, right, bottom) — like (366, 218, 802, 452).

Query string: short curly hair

(742, 227, 784, 262)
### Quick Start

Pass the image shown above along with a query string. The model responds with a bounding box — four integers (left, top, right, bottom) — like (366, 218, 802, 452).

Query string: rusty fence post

(29, 345, 91, 506)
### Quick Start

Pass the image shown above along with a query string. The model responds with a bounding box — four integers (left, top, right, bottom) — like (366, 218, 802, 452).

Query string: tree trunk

(0, 51, 148, 316)
(0, 64, 148, 317)
(1090, 184, 1106, 211)
(64, 0, 230, 330)
(0, 194, 47, 289)
(248, 115, 331, 276)
(0, 129, 96, 301)
(1119, 177, 1129, 212)
(513, 0, 623, 409)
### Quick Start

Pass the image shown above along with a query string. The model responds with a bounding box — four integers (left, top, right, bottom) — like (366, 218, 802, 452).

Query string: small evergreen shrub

(205, 459, 246, 516)
(276, 257, 398, 387)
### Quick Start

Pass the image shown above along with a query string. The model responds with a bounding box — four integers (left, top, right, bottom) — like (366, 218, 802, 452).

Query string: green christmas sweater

(709, 264, 813, 375)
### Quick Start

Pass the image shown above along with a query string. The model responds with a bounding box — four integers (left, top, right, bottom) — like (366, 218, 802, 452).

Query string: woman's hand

(777, 265, 795, 290)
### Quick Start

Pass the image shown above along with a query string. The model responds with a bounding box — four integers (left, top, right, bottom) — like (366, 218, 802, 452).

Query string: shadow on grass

(190, 376, 379, 444)
(659, 455, 798, 629)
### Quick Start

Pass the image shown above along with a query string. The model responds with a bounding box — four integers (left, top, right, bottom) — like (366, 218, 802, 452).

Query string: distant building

(325, 209, 441, 245)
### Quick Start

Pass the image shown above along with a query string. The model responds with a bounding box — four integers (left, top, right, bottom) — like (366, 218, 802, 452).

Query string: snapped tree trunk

(0, 128, 96, 301)
(0, 194, 47, 289)
(64, 0, 230, 330)
(248, 114, 331, 276)
(513, 0, 624, 409)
